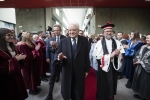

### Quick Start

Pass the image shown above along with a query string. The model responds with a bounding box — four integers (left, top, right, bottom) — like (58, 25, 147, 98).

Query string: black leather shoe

(29, 90, 39, 95)
(125, 83, 132, 88)
(133, 94, 143, 99)
(55, 77, 60, 83)
(118, 75, 123, 79)
(125, 81, 132, 89)
(41, 78, 48, 82)
(44, 74, 51, 78)
(36, 87, 41, 92)
(45, 95, 53, 100)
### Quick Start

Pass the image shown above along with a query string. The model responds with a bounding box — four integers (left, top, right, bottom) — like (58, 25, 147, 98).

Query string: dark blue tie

(72, 38, 77, 56)
(56, 37, 59, 44)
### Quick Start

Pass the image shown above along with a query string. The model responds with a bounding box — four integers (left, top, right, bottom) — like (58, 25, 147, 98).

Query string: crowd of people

(0, 22, 150, 100)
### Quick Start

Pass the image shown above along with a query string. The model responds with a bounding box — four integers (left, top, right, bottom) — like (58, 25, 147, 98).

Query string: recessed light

(145, 0, 150, 1)
(0, 0, 5, 1)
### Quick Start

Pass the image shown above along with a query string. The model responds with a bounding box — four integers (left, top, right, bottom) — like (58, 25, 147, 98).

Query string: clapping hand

(50, 41, 57, 49)
(15, 53, 26, 61)
(35, 43, 41, 50)
(57, 52, 67, 60)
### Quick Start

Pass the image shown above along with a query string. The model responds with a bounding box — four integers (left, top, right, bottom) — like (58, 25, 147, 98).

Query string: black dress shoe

(55, 77, 60, 83)
(41, 78, 48, 82)
(45, 95, 53, 100)
(29, 89, 39, 95)
(125, 83, 132, 88)
(133, 94, 143, 99)
(118, 75, 123, 79)
(44, 73, 51, 78)
(36, 87, 41, 92)
(125, 80, 132, 89)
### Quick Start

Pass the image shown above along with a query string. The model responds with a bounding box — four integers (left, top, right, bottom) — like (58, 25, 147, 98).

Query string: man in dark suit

(57, 22, 90, 100)
(45, 24, 65, 100)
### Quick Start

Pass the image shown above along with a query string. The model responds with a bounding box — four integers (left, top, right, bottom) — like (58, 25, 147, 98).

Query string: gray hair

(33, 34, 38, 39)
(68, 22, 79, 30)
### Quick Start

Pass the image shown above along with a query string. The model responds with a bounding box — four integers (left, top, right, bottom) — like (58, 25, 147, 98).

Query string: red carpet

(84, 68, 97, 100)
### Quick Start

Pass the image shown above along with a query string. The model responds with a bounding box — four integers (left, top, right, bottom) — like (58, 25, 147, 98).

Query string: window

(3, 21, 15, 29)
(56, 21, 60, 25)
(63, 17, 68, 26)
(55, 8, 59, 16)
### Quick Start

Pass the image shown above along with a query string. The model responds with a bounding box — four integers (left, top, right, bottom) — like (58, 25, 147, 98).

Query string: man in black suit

(45, 24, 65, 100)
(57, 22, 90, 100)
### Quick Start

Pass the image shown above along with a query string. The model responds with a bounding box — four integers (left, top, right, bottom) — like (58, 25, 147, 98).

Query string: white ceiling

(63, 8, 88, 29)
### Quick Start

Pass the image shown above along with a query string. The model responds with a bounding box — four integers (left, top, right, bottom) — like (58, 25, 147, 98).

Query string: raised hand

(57, 52, 67, 60)
(15, 53, 26, 61)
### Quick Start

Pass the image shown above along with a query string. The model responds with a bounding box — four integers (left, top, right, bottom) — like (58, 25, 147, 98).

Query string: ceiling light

(145, 0, 150, 1)
(0, 0, 5, 1)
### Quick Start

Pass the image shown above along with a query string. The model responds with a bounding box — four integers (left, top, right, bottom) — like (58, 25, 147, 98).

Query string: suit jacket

(46, 35, 66, 65)
(57, 35, 90, 100)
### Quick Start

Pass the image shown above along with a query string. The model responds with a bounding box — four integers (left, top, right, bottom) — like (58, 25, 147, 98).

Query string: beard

(105, 34, 112, 39)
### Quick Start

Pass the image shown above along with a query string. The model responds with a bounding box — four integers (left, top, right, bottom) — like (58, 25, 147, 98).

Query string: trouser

(48, 61, 61, 95)
(70, 70, 80, 100)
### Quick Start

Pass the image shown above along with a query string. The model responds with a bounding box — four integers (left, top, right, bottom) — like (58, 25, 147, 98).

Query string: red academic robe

(19, 43, 41, 91)
(36, 39, 49, 75)
(0, 50, 28, 100)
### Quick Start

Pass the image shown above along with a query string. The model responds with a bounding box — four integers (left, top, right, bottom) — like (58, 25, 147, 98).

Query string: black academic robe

(57, 36, 90, 100)
(132, 45, 150, 100)
(0, 50, 28, 100)
(97, 38, 118, 100)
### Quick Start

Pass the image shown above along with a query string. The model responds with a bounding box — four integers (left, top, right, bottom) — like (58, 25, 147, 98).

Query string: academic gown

(123, 40, 143, 82)
(93, 38, 125, 100)
(19, 43, 41, 91)
(132, 45, 150, 100)
(36, 39, 49, 75)
(0, 50, 28, 100)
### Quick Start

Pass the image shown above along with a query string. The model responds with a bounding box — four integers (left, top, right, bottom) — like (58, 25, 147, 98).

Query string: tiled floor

(26, 76, 139, 100)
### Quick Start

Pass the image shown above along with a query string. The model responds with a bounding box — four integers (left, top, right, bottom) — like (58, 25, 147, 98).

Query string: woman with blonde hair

(20, 32, 41, 95)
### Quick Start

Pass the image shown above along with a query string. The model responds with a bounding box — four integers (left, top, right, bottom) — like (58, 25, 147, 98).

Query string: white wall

(0, 8, 16, 24)
(89, 15, 96, 34)
(0, 21, 4, 28)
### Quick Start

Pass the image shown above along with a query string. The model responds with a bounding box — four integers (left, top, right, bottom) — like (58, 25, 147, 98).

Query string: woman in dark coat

(132, 34, 150, 100)
(0, 28, 28, 100)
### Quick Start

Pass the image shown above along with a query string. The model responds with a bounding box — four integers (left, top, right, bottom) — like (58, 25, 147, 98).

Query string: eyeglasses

(5, 34, 14, 37)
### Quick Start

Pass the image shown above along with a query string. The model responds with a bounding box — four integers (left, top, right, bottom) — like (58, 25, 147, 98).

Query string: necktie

(72, 38, 77, 54)
(56, 37, 59, 44)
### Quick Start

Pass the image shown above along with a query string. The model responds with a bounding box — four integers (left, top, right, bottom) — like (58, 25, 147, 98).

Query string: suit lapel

(75, 35, 83, 58)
